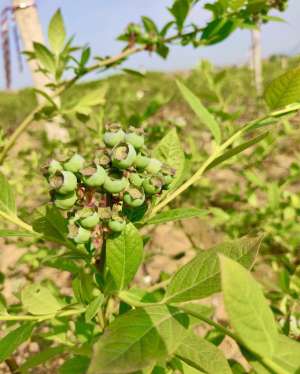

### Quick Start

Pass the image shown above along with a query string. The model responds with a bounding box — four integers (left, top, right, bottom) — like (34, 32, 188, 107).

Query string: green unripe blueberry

(103, 175, 128, 194)
(64, 154, 85, 173)
(146, 158, 162, 174)
(50, 171, 77, 194)
(129, 173, 143, 188)
(162, 174, 174, 188)
(134, 153, 150, 170)
(125, 132, 144, 150)
(48, 159, 63, 175)
(108, 218, 126, 233)
(103, 128, 125, 147)
(112, 143, 136, 169)
(68, 224, 91, 244)
(54, 191, 77, 210)
(124, 188, 145, 207)
(82, 165, 107, 187)
(80, 212, 99, 229)
(143, 176, 163, 195)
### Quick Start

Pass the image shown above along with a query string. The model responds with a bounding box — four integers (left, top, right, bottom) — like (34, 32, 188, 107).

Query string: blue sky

(1, 0, 300, 89)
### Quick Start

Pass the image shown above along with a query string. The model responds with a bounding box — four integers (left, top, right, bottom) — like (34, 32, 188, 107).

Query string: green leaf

(122, 68, 145, 78)
(59, 356, 90, 374)
(153, 128, 185, 190)
(85, 294, 104, 323)
(264, 67, 300, 110)
(169, 0, 191, 31)
(106, 223, 143, 292)
(141, 16, 158, 34)
(88, 305, 190, 374)
(201, 18, 237, 45)
(272, 334, 300, 372)
(19, 346, 65, 373)
(175, 331, 232, 374)
(21, 283, 63, 315)
(48, 9, 66, 54)
(63, 87, 106, 115)
(206, 132, 268, 170)
(0, 173, 16, 215)
(0, 323, 35, 363)
(0, 229, 35, 237)
(220, 255, 278, 358)
(33, 206, 75, 249)
(144, 208, 207, 226)
(72, 271, 95, 305)
(177, 81, 221, 144)
(33, 42, 56, 73)
(164, 236, 261, 303)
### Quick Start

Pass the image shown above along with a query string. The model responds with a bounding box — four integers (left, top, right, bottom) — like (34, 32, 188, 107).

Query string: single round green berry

(50, 171, 77, 194)
(124, 188, 145, 207)
(108, 218, 126, 232)
(112, 143, 136, 169)
(103, 175, 128, 194)
(146, 158, 162, 174)
(68, 224, 91, 244)
(143, 176, 163, 195)
(80, 212, 100, 229)
(48, 159, 63, 175)
(54, 191, 77, 210)
(125, 132, 144, 150)
(129, 173, 144, 188)
(82, 165, 107, 187)
(134, 153, 150, 170)
(103, 126, 125, 147)
(64, 154, 85, 173)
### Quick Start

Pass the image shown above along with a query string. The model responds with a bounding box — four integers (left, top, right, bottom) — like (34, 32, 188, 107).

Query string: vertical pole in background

(12, 0, 52, 98)
(12, 0, 68, 141)
(251, 26, 263, 96)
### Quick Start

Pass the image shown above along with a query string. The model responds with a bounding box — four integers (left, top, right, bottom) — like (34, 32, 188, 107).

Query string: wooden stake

(251, 27, 263, 96)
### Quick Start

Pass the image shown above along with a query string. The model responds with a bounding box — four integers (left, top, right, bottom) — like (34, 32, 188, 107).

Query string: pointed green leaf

(106, 223, 143, 292)
(48, 9, 66, 54)
(177, 81, 221, 144)
(33, 206, 75, 249)
(19, 346, 65, 373)
(176, 331, 232, 374)
(59, 356, 90, 374)
(88, 305, 190, 374)
(0, 229, 35, 237)
(0, 323, 35, 363)
(220, 255, 278, 358)
(272, 334, 300, 372)
(153, 128, 185, 190)
(0, 173, 16, 214)
(85, 294, 104, 323)
(206, 132, 268, 171)
(169, 0, 191, 31)
(21, 283, 63, 315)
(264, 67, 300, 110)
(144, 208, 207, 226)
(164, 236, 261, 303)
(33, 42, 56, 73)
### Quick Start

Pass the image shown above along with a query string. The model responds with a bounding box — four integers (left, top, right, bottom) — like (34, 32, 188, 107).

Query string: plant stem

(0, 103, 44, 165)
(0, 307, 85, 322)
(179, 305, 236, 339)
(150, 120, 263, 217)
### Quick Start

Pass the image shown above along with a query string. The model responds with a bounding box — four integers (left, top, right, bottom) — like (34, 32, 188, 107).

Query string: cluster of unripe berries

(44, 125, 175, 245)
